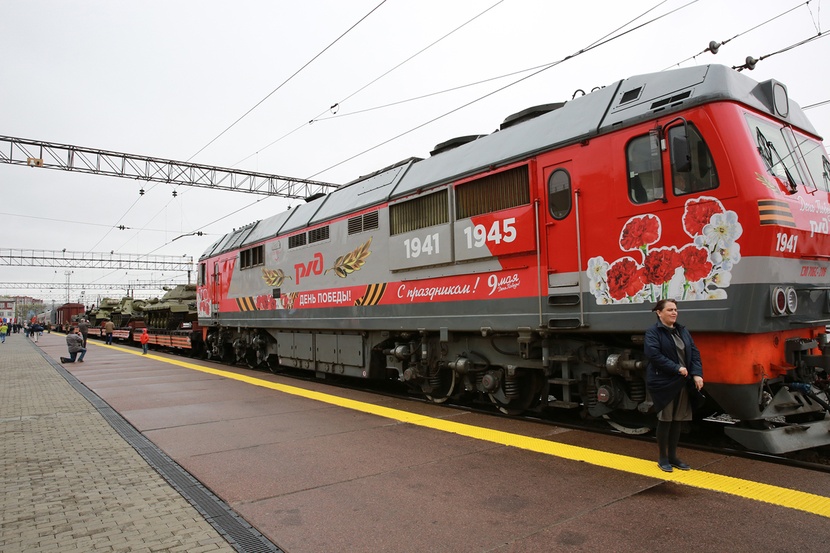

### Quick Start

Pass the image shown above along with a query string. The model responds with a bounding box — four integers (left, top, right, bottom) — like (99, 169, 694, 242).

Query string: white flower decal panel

(589, 196, 740, 304)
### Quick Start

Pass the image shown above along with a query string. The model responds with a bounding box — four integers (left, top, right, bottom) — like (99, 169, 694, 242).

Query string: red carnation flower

(620, 214, 661, 251)
(255, 295, 277, 310)
(683, 197, 724, 237)
(643, 247, 681, 285)
(607, 257, 645, 300)
(679, 245, 713, 282)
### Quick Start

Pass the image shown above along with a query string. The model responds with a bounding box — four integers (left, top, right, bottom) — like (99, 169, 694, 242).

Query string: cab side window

(548, 169, 571, 219)
(669, 124, 719, 195)
(626, 134, 663, 204)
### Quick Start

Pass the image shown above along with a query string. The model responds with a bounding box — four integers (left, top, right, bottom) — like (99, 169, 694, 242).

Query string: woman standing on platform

(644, 299, 704, 472)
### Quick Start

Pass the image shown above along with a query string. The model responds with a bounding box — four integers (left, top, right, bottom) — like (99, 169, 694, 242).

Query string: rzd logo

(295, 252, 324, 284)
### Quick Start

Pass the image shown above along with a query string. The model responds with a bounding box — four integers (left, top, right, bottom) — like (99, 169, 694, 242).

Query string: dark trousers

(63, 348, 87, 363)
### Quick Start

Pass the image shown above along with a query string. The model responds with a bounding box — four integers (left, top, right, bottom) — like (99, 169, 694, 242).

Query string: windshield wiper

(756, 128, 798, 194)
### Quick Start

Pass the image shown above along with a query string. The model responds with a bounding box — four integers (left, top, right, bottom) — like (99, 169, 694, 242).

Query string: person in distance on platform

(78, 318, 90, 347)
(61, 327, 87, 364)
(30, 322, 43, 343)
(104, 319, 115, 345)
(0, 321, 8, 343)
(644, 298, 704, 472)
(140, 328, 150, 354)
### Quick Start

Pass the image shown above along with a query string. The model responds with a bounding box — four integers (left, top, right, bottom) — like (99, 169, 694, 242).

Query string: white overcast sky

(1, 0, 828, 305)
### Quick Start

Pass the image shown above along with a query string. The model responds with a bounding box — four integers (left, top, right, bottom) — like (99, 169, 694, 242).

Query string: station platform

(3, 331, 830, 552)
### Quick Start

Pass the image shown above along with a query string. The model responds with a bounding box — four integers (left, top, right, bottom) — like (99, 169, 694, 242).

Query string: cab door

(541, 160, 584, 328)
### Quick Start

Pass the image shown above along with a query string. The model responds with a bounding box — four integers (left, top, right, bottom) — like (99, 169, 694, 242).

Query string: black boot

(656, 421, 672, 472)
(668, 421, 690, 470)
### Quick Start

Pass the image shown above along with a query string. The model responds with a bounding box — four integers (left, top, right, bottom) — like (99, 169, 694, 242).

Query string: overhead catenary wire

(733, 31, 828, 70)
(308, 0, 681, 124)
(0, 211, 206, 235)
(804, 98, 830, 110)
(232, 0, 508, 169)
(59, 0, 394, 285)
(663, 0, 814, 69)
(187, 0, 389, 164)
(305, 0, 700, 179)
(290, 0, 822, 125)
(238, 0, 671, 163)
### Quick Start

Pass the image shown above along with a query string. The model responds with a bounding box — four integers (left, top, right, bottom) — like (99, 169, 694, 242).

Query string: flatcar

(83, 286, 204, 355)
(196, 64, 830, 454)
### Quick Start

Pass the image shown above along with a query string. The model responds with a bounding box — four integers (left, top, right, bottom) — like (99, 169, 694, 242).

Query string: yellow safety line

(122, 348, 830, 519)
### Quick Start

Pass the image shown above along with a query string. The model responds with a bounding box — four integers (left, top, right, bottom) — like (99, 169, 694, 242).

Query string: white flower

(703, 211, 743, 248)
(587, 257, 609, 281)
(709, 270, 732, 288)
(705, 288, 728, 299)
(710, 241, 741, 265)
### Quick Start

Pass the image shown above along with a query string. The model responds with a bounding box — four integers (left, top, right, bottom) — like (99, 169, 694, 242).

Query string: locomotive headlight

(785, 287, 798, 314)
(772, 287, 787, 315)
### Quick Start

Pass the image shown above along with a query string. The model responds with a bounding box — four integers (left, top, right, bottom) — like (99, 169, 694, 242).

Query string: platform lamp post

(64, 270, 73, 304)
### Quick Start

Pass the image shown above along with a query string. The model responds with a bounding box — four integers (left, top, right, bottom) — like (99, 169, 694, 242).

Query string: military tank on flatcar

(143, 284, 198, 330)
(110, 297, 146, 328)
(136, 284, 202, 354)
(87, 297, 121, 327)
(196, 64, 830, 454)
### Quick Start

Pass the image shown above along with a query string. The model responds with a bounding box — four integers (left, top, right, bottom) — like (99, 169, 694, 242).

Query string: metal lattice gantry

(0, 135, 341, 199)
(0, 281, 188, 291)
(0, 249, 194, 271)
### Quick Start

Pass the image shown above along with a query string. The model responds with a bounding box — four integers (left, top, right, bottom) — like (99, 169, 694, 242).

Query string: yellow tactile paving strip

(130, 349, 830, 519)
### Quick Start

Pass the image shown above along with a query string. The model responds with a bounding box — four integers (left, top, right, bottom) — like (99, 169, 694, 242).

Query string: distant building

(1, 298, 16, 323)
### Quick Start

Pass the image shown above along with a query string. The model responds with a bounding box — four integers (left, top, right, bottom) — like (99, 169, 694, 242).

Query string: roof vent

(430, 135, 483, 156)
(500, 102, 565, 130)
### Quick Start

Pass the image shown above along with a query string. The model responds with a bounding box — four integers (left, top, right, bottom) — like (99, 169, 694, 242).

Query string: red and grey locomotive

(197, 64, 830, 453)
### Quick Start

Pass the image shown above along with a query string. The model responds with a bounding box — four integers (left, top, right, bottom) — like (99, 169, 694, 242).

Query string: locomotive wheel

(244, 350, 260, 369)
(489, 369, 545, 415)
(425, 369, 456, 404)
(220, 344, 235, 364)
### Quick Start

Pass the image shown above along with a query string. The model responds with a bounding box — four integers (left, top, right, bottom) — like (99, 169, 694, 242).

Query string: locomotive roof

(200, 64, 814, 260)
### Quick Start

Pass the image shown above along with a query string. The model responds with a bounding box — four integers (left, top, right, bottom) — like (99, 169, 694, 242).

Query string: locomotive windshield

(746, 113, 829, 192)
(788, 128, 830, 192)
